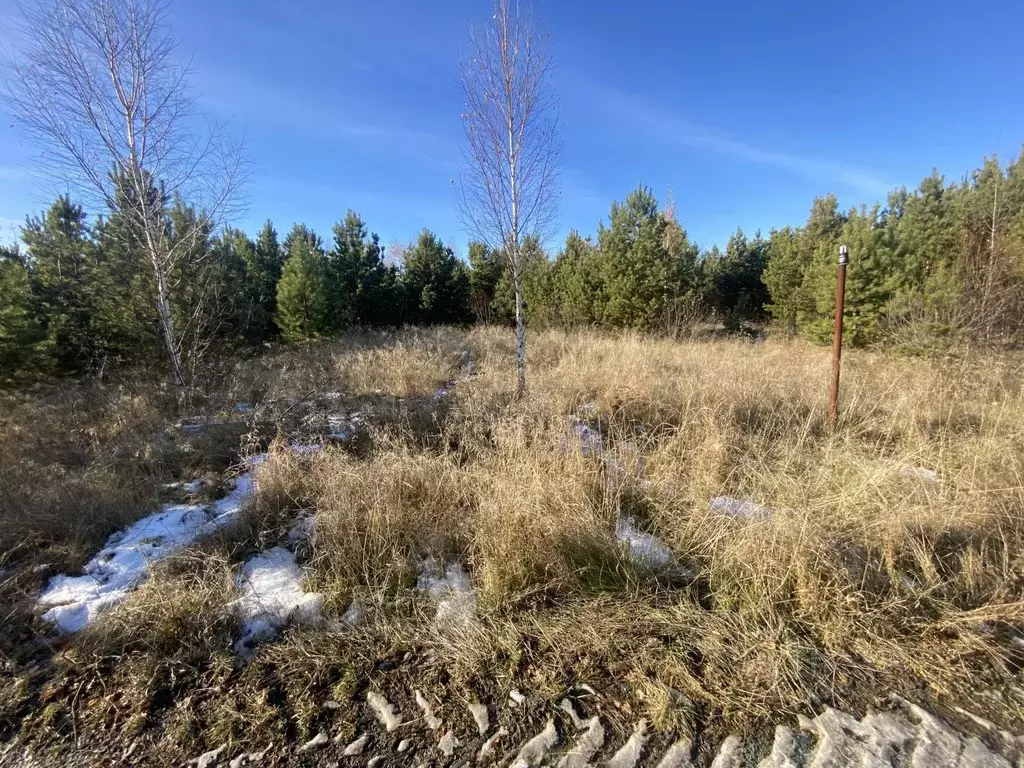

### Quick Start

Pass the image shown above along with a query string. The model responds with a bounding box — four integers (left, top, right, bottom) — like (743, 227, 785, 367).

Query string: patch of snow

(286, 512, 316, 544)
(709, 496, 773, 520)
(654, 739, 692, 768)
(342, 598, 363, 626)
(326, 413, 360, 441)
(231, 546, 323, 658)
(510, 719, 558, 768)
(903, 466, 940, 483)
(288, 442, 325, 456)
(416, 557, 477, 627)
(607, 719, 648, 768)
(434, 383, 455, 399)
(39, 454, 287, 633)
(234, 402, 252, 414)
(509, 689, 525, 706)
(210, 473, 256, 519)
(438, 730, 460, 756)
(342, 734, 369, 755)
(37, 486, 250, 634)
(468, 702, 489, 735)
(559, 698, 586, 730)
(616, 517, 674, 568)
(559, 717, 605, 768)
(416, 690, 442, 730)
(478, 728, 508, 763)
(228, 745, 272, 768)
(296, 732, 328, 753)
(190, 743, 227, 768)
(367, 691, 403, 732)
(160, 479, 204, 493)
(565, 419, 603, 457)
(710, 735, 742, 768)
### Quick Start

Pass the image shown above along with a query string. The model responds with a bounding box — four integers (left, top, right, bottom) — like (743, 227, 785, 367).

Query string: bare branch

(1, 0, 247, 386)
(458, 0, 560, 395)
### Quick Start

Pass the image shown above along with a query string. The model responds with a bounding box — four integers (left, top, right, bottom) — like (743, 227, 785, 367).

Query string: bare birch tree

(2, 0, 243, 386)
(458, 0, 559, 396)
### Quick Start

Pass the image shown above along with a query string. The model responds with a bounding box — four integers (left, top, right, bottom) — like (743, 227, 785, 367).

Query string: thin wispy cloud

(264, 175, 453, 216)
(0, 166, 29, 182)
(193, 69, 459, 173)
(568, 75, 892, 198)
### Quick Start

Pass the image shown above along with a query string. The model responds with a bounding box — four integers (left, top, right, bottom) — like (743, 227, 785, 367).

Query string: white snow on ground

(231, 546, 323, 657)
(434, 383, 455, 399)
(37, 488, 250, 634)
(615, 517, 674, 567)
(286, 511, 316, 544)
(416, 557, 477, 627)
(709, 496, 773, 520)
(160, 478, 204, 494)
(902, 466, 940, 483)
(36, 446, 325, 634)
(326, 414, 359, 441)
(604, 450, 645, 492)
(342, 599, 363, 626)
(565, 419, 604, 457)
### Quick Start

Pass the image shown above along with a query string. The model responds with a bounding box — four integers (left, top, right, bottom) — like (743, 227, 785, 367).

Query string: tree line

(2, 149, 1023, 382)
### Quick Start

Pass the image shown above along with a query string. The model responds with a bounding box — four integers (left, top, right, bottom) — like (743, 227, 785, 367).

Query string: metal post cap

(838, 245, 849, 265)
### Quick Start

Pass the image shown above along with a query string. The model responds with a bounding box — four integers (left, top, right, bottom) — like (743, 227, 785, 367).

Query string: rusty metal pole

(828, 244, 849, 426)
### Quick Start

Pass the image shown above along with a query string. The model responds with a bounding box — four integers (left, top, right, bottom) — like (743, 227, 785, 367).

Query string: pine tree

(21, 196, 99, 371)
(163, 197, 222, 369)
(596, 185, 673, 329)
(468, 241, 502, 323)
(802, 206, 895, 346)
(703, 228, 771, 328)
(93, 206, 163, 365)
(401, 230, 471, 325)
(884, 174, 961, 339)
(252, 220, 286, 337)
(276, 225, 331, 342)
(551, 231, 601, 326)
(0, 246, 49, 378)
(329, 211, 398, 327)
(211, 227, 267, 343)
(953, 157, 1022, 339)
(490, 236, 554, 326)
(763, 226, 807, 333)
(663, 204, 703, 317)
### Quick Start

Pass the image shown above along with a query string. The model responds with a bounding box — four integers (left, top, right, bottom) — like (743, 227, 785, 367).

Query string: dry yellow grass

(228, 328, 1024, 717)
(3, 326, 1024, 761)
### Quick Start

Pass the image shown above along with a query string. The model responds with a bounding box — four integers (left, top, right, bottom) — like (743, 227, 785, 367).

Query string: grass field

(2, 326, 1023, 764)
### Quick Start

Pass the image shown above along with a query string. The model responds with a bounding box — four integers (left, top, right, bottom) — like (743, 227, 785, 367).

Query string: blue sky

(1, 0, 1022, 254)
